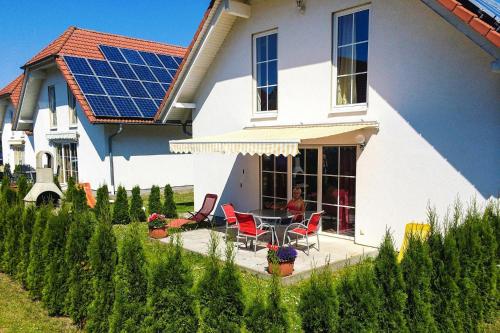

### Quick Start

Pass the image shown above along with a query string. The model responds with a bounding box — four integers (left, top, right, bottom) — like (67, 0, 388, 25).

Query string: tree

(65, 211, 95, 328)
(337, 262, 381, 332)
(298, 268, 339, 333)
(86, 218, 118, 333)
(112, 185, 130, 225)
(94, 184, 111, 221)
(110, 223, 148, 333)
(42, 209, 70, 316)
(17, 205, 36, 287)
(65, 176, 76, 202)
(374, 231, 408, 332)
(17, 175, 28, 203)
(401, 233, 437, 333)
(145, 236, 198, 333)
(27, 207, 51, 299)
(1, 205, 24, 276)
(129, 185, 146, 222)
(162, 184, 177, 218)
(244, 295, 268, 333)
(72, 186, 88, 212)
(148, 185, 161, 215)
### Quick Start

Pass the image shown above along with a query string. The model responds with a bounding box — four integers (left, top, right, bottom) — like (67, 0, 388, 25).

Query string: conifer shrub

(27, 206, 51, 299)
(65, 176, 76, 202)
(86, 218, 118, 333)
(298, 267, 339, 333)
(145, 236, 198, 333)
(17, 175, 28, 203)
(148, 185, 161, 214)
(401, 233, 437, 333)
(42, 209, 71, 316)
(109, 223, 148, 333)
(65, 210, 95, 328)
(72, 186, 88, 212)
(0, 197, 7, 268)
(129, 185, 146, 222)
(1, 205, 24, 276)
(244, 295, 268, 333)
(112, 185, 130, 225)
(337, 261, 381, 332)
(94, 184, 111, 221)
(265, 273, 290, 333)
(17, 205, 36, 287)
(162, 184, 177, 218)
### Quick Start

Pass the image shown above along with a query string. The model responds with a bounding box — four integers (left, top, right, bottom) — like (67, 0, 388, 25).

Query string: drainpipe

(108, 124, 123, 194)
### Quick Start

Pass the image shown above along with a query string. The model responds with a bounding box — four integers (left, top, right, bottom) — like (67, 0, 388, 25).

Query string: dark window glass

(340, 146, 357, 176)
(305, 175, 318, 202)
(268, 60, 278, 85)
(257, 63, 267, 87)
(257, 88, 268, 111)
(354, 10, 369, 42)
(255, 32, 278, 111)
(262, 155, 274, 171)
(268, 33, 278, 60)
(268, 86, 278, 111)
(256, 36, 267, 62)
(322, 204, 338, 233)
(276, 173, 287, 198)
(322, 176, 339, 205)
(262, 172, 274, 196)
(354, 43, 368, 73)
(305, 149, 318, 174)
(275, 155, 287, 172)
(353, 74, 367, 104)
(337, 14, 353, 46)
(339, 177, 356, 207)
(323, 147, 339, 175)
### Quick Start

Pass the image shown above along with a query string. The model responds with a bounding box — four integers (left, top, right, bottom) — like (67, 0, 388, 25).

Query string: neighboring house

(157, 0, 500, 248)
(0, 75, 35, 171)
(13, 27, 193, 191)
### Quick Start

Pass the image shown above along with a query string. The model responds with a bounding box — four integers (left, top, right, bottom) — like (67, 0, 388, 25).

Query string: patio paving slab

(159, 227, 378, 285)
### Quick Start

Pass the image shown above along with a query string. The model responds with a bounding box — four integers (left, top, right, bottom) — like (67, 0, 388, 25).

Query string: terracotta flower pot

(149, 226, 168, 239)
(267, 260, 295, 277)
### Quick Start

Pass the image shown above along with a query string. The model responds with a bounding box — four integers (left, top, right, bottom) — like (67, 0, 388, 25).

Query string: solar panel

(98, 77, 128, 97)
(99, 45, 126, 62)
(134, 98, 158, 117)
(65, 56, 93, 75)
(157, 54, 179, 69)
(174, 56, 183, 66)
(150, 67, 172, 83)
(121, 48, 146, 65)
(154, 99, 163, 107)
(88, 59, 116, 78)
(121, 80, 149, 98)
(139, 51, 163, 67)
(143, 82, 165, 99)
(111, 97, 143, 117)
(131, 64, 157, 82)
(162, 84, 170, 92)
(74, 75, 105, 95)
(87, 95, 119, 117)
(110, 62, 138, 80)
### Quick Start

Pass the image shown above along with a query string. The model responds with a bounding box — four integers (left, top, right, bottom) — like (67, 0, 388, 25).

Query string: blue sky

(0, 0, 208, 88)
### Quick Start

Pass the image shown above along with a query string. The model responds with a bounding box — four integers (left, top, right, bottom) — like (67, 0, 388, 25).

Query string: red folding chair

(221, 203, 238, 239)
(283, 211, 323, 255)
(169, 193, 218, 228)
(234, 212, 274, 253)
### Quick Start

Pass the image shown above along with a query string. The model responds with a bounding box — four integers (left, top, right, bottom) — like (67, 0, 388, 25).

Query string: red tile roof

(23, 27, 187, 124)
(0, 74, 24, 109)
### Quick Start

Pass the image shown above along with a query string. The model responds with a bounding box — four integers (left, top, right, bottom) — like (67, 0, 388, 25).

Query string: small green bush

(17, 175, 28, 203)
(244, 295, 268, 333)
(148, 185, 161, 215)
(94, 184, 111, 221)
(129, 186, 146, 222)
(1, 205, 24, 275)
(27, 207, 51, 299)
(65, 177, 76, 202)
(16, 205, 36, 287)
(112, 185, 130, 225)
(162, 184, 177, 218)
(72, 186, 88, 212)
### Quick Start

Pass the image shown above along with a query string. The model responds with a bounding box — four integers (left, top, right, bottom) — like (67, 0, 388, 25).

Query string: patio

(160, 227, 378, 285)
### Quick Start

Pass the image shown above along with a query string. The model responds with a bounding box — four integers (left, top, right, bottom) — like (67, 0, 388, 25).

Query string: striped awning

(46, 131, 79, 142)
(170, 122, 378, 156)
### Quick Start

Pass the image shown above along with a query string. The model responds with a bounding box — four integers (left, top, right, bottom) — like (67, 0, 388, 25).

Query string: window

(67, 85, 77, 127)
(292, 149, 319, 211)
(254, 31, 278, 112)
(13, 146, 25, 167)
(56, 142, 78, 183)
(261, 155, 288, 209)
(334, 7, 369, 106)
(48, 85, 57, 128)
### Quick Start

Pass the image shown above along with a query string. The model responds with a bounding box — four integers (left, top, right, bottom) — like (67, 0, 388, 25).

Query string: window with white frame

(13, 146, 25, 167)
(56, 142, 78, 183)
(254, 31, 278, 112)
(261, 154, 288, 209)
(48, 85, 57, 128)
(67, 85, 77, 127)
(334, 7, 369, 106)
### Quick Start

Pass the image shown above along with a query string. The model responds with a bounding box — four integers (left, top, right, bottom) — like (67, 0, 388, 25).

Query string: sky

(0, 0, 208, 88)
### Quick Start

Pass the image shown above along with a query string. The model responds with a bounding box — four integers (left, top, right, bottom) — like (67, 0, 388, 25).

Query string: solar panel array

(63, 45, 183, 119)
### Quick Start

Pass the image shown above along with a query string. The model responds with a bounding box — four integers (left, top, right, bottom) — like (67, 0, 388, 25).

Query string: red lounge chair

(221, 203, 238, 239)
(169, 193, 218, 228)
(284, 211, 323, 255)
(234, 212, 274, 253)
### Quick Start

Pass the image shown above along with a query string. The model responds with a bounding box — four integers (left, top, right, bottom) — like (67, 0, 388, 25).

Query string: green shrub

(337, 261, 381, 332)
(71, 186, 88, 212)
(145, 236, 198, 333)
(17, 175, 28, 203)
(110, 223, 147, 333)
(86, 218, 118, 333)
(112, 185, 130, 225)
(374, 231, 408, 332)
(148, 185, 161, 215)
(65, 211, 95, 328)
(94, 184, 111, 221)
(65, 176, 76, 202)
(478, 205, 497, 322)
(42, 209, 70, 316)
(129, 185, 146, 222)
(1, 205, 24, 276)
(298, 268, 339, 333)
(401, 233, 437, 333)
(27, 207, 51, 299)
(244, 295, 268, 333)
(0, 198, 7, 268)
(162, 184, 177, 218)
(16, 205, 36, 287)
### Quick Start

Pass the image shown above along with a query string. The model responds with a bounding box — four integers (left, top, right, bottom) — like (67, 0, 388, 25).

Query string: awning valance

(46, 131, 79, 143)
(170, 122, 378, 156)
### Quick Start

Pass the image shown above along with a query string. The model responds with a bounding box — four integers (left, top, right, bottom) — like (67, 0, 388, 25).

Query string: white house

(12, 27, 194, 192)
(0, 75, 35, 171)
(157, 0, 500, 248)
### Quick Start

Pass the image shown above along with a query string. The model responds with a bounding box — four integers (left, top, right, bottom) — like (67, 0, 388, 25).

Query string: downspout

(108, 124, 123, 194)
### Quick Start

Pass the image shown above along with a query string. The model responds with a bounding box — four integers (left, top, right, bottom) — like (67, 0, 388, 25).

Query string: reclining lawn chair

(169, 193, 218, 228)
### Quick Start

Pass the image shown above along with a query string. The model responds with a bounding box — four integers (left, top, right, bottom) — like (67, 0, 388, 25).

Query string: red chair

(234, 212, 274, 253)
(169, 193, 218, 228)
(284, 211, 323, 255)
(221, 203, 238, 239)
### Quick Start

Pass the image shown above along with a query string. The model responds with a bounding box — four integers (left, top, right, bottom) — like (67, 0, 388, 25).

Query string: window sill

(330, 104, 367, 115)
(251, 111, 278, 121)
(69, 124, 78, 129)
(50, 127, 58, 131)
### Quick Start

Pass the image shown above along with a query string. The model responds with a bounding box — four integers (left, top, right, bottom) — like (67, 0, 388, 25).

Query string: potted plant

(148, 213, 167, 239)
(267, 244, 298, 277)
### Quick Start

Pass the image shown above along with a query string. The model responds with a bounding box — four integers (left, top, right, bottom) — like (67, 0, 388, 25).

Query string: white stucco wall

(190, 0, 500, 247)
(1, 103, 35, 168)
